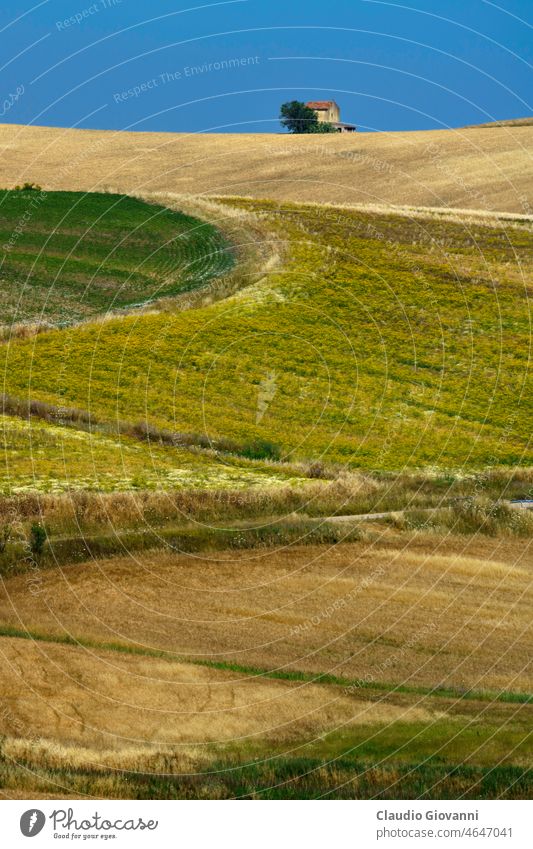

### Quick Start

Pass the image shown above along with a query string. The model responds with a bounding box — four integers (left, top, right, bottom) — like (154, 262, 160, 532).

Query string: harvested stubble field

(0, 531, 531, 798)
(1, 122, 532, 212)
(2, 533, 531, 693)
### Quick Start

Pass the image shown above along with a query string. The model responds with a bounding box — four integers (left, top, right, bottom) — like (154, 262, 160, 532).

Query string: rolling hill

(0, 122, 532, 213)
(0, 128, 531, 801)
(2, 194, 530, 471)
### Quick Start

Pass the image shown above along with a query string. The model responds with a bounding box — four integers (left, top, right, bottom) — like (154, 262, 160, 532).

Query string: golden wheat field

(1, 532, 531, 695)
(2, 636, 415, 749)
(1, 122, 532, 212)
(0, 530, 531, 799)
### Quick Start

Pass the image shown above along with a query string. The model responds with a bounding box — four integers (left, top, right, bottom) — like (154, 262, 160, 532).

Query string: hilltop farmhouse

(306, 100, 356, 132)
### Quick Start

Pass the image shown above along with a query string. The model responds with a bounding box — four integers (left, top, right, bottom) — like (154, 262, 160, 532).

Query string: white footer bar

(2, 799, 531, 848)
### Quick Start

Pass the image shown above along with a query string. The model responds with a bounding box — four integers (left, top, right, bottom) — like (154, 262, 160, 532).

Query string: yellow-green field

(2, 197, 531, 471)
(0, 414, 303, 495)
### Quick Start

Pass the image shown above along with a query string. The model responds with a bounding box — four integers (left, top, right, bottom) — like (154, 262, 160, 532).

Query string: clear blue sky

(1, 0, 531, 133)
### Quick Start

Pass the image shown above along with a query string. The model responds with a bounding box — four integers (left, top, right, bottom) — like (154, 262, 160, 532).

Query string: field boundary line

(0, 624, 529, 705)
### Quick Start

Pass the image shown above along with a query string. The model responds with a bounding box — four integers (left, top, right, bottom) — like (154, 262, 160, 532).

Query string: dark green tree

(279, 101, 319, 134)
(309, 122, 338, 133)
(30, 523, 47, 559)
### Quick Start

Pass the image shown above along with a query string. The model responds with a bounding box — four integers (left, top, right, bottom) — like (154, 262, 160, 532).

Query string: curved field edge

(3, 532, 531, 696)
(1, 192, 284, 342)
(1, 196, 531, 471)
(0, 502, 530, 800)
(125, 192, 286, 313)
(0, 191, 238, 332)
(0, 618, 530, 798)
(0, 630, 530, 798)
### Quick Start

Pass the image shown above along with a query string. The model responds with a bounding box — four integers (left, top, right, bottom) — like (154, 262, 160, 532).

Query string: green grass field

(1, 197, 530, 471)
(2, 728, 530, 800)
(0, 190, 233, 326)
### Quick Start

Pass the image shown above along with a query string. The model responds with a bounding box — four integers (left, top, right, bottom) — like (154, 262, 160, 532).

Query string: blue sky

(1, 0, 531, 132)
